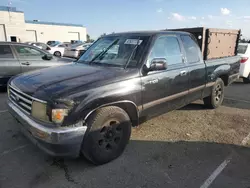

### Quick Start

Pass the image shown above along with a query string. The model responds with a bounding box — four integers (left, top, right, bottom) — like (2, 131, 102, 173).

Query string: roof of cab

(105, 30, 190, 37)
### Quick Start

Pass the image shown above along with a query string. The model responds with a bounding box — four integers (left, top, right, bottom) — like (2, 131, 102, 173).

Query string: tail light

(241, 57, 248, 63)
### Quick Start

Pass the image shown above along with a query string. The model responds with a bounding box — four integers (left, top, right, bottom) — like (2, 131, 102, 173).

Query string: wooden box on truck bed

(168, 27, 241, 60)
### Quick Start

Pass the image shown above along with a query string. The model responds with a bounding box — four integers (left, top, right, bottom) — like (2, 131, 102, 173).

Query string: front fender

(63, 78, 142, 127)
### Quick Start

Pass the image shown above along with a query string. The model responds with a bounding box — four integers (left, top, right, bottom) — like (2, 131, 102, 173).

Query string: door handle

(21, 62, 30, 66)
(180, 70, 187, 76)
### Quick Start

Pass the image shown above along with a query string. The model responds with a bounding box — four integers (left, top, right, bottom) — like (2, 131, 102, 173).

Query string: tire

(54, 51, 61, 57)
(81, 106, 131, 165)
(203, 78, 225, 109)
(243, 77, 250, 83)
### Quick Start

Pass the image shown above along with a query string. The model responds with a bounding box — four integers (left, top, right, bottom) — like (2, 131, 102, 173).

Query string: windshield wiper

(124, 37, 140, 69)
(88, 39, 119, 64)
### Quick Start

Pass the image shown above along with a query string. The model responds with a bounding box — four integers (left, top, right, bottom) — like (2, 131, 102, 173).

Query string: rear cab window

(237, 44, 248, 54)
(180, 35, 200, 63)
(0, 45, 14, 59)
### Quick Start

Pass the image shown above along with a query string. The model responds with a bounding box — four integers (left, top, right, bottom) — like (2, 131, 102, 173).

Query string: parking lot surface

(1, 81, 250, 188)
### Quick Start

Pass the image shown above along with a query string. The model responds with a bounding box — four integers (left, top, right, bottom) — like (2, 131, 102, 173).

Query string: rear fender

(210, 64, 230, 84)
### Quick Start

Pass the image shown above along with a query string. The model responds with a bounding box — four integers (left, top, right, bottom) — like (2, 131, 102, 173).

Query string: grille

(8, 85, 46, 114)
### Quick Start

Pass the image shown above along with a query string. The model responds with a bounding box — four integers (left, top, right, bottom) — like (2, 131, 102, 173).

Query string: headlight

(32, 101, 49, 122)
(51, 109, 68, 124)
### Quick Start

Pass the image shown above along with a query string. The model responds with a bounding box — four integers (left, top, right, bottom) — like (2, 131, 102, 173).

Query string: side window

(14, 46, 44, 57)
(180, 35, 200, 63)
(147, 36, 183, 67)
(0, 45, 14, 59)
(40, 44, 47, 50)
(58, 44, 66, 47)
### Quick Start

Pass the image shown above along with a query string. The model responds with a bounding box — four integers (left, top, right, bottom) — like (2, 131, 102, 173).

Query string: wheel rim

(97, 119, 123, 152)
(55, 52, 60, 56)
(214, 83, 222, 103)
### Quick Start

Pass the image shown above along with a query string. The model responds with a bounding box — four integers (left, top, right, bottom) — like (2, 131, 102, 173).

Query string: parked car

(47, 41, 61, 46)
(237, 43, 250, 83)
(26, 42, 65, 57)
(64, 43, 93, 58)
(7, 30, 240, 165)
(0, 42, 73, 87)
(47, 43, 67, 57)
(63, 42, 71, 47)
(71, 40, 83, 45)
(28, 42, 51, 51)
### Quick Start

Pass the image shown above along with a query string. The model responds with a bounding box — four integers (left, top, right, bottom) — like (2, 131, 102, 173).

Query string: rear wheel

(203, 78, 225, 109)
(54, 51, 61, 57)
(81, 106, 131, 165)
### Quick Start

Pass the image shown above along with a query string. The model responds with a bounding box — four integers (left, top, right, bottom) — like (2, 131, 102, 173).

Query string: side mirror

(149, 58, 167, 72)
(42, 54, 53, 60)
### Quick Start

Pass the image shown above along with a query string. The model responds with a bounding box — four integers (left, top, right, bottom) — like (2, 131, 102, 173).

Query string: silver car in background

(0, 42, 73, 87)
(64, 43, 93, 59)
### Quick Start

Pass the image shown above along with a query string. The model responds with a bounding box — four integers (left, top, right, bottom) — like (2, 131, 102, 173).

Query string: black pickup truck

(7, 31, 240, 165)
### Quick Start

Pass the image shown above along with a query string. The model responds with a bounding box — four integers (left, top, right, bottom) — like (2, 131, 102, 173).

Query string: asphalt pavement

(0, 82, 250, 188)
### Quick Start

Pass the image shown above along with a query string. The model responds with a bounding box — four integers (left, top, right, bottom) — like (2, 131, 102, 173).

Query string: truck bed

(168, 27, 241, 60)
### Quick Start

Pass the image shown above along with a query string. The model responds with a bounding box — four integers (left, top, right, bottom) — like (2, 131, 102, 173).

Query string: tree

(86, 34, 95, 42)
(100, 33, 107, 38)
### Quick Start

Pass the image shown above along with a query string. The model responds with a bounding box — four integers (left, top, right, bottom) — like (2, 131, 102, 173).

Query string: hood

(11, 63, 138, 99)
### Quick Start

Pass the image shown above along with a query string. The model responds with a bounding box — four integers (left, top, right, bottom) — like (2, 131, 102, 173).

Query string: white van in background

(238, 43, 250, 83)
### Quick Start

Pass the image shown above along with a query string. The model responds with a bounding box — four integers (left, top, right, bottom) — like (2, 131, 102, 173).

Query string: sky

(3, 0, 250, 39)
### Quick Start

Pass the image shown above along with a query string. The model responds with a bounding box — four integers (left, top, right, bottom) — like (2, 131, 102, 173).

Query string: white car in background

(27, 42, 51, 51)
(48, 43, 67, 57)
(238, 43, 250, 83)
(64, 43, 93, 59)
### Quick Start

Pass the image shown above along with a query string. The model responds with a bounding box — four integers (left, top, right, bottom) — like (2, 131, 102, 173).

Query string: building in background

(0, 6, 87, 43)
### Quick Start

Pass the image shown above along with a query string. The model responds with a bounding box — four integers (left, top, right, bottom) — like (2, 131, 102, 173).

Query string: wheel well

(85, 102, 139, 127)
(114, 103, 139, 127)
(54, 51, 61, 55)
(219, 74, 229, 86)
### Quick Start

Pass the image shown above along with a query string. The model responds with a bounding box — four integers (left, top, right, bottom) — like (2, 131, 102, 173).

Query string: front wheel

(81, 106, 131, 165)
(203, 78, 225, 109)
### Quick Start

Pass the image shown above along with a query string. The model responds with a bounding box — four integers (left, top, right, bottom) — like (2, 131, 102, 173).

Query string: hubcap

(215, 83, 222, 103)
(98, 119, 122, 151)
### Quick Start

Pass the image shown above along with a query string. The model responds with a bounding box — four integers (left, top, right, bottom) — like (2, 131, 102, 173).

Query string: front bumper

(7, 100, 87, 157)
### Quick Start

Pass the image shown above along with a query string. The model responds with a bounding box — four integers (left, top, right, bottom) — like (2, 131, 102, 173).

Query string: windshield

(237, 44, 248, 54)
(78, 35, 150, 68)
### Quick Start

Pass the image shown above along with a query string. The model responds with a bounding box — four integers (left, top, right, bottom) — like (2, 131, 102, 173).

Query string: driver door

(12, 45, 52, 73)
(141, 35, 190, 118)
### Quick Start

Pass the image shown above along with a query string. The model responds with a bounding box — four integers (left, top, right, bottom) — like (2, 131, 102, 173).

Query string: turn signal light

(52, 109, 68, 124)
